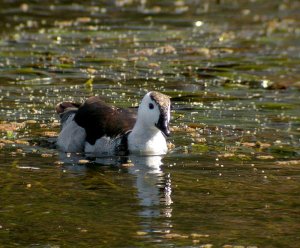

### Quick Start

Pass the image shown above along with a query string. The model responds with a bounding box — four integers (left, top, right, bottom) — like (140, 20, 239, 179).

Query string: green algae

(0, 1, 300, 248)
(256, 102, 295, 110)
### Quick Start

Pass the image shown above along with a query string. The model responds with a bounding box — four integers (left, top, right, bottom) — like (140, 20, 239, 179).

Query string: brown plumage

(56, 101, 81, 114)
(74, 96, 137, 145)
(150, 91, 170, 112)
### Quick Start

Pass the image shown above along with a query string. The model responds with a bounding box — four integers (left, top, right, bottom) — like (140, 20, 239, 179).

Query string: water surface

(0, 1, 300, 247)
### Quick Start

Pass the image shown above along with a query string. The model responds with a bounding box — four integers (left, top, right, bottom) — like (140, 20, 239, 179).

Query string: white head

(137, 91, 171, 136)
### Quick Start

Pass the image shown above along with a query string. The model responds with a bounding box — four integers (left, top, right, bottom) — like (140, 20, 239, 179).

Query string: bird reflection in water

(128, 156, 172, 216)
(128, 155, 173, 235)
(58, 152, 173, 234)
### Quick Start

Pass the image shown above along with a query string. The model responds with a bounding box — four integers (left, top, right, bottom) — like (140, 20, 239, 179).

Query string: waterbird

(56, 91, 171, 156)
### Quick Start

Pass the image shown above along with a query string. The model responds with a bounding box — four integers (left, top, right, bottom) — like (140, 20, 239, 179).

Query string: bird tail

(56, 102, 81, 114)
(56, 101, 81, 126)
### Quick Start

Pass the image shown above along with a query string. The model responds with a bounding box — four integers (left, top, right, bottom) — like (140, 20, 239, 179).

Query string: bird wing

(74, 96, 137, 145)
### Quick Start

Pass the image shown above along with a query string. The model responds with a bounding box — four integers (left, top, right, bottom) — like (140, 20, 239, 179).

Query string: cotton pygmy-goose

(56, 91, 171, 156)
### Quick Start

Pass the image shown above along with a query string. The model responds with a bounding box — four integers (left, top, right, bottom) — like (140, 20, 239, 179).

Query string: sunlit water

(0, 1, 300, 247)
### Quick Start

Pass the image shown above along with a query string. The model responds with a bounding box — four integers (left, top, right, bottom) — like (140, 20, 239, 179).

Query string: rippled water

(0, 1, 300, 247)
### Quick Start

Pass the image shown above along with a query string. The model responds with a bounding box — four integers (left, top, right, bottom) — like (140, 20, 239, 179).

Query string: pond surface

(0, 0, 300, 247)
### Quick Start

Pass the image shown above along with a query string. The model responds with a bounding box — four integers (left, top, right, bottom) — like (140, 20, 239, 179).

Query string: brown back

(74, 96, 137, 145)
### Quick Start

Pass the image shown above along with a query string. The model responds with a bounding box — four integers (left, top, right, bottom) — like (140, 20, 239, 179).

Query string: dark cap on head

(150, 91, 171, 137)
(149, 91, 170, 110)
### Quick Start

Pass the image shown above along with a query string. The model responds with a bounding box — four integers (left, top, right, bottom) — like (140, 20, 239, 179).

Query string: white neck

(127, 118, 168, 155)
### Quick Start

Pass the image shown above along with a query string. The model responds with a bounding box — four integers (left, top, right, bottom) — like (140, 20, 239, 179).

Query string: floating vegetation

(256, 102, 295, 110)
(136, 45, 177, 56)
(84, 77, 94, 89)
(276, 160, 300, 166)
(270, 146, 299, 157)
(191, 144, 209, 153)
(171, 92, 238, 102)
(0, 1, 299, 248)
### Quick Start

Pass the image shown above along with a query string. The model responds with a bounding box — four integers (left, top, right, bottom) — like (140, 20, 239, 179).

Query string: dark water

(0, 1, 300, 247)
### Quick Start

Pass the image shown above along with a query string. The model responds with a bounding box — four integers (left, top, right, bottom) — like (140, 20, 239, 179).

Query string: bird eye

(149, 103, 154, 109)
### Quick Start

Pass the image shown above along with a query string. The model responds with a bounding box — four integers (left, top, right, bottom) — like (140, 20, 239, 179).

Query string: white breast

(128, 131, 168, 155)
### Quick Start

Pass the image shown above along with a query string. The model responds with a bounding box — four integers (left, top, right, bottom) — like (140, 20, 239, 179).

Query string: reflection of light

(163, 207, 172, 218)
(164, 173, 173, 206)
(262, 80, 271, 88)
(127, 156, 174, 236)
(129, 156, 173, 217)
(195, 21, 203, 27)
